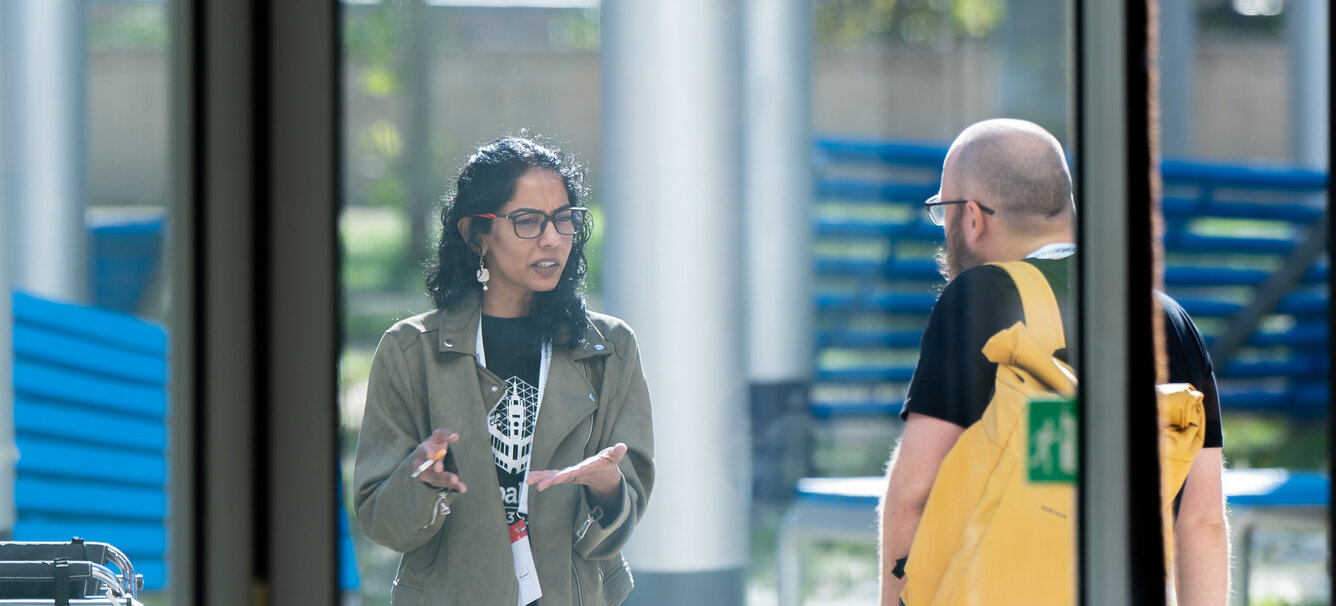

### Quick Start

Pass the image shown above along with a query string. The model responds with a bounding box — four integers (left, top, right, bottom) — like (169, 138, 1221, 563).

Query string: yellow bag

(900, 262, 1206, 606)
(1156, 383, 1206, 580)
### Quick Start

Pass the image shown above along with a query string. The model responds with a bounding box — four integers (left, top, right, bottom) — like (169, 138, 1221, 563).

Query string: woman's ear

(457, 217, 477, 252)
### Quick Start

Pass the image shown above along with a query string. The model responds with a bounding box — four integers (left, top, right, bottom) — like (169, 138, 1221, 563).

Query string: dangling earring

(476, 252, 490, 291)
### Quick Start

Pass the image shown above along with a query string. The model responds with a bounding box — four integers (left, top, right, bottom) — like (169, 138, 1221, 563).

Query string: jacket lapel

(429, 295, 509, 503)
(529, 320, 614, 472)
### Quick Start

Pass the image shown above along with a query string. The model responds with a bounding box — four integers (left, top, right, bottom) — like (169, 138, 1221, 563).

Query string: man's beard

(934, 218, 983, 282)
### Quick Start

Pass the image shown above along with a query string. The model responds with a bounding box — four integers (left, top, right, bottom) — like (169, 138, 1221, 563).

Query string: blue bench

(86, 211, 167, 315)
(811, 137, 1330, 420)
(11, 291, 170, 589)
(777, 470, 1330, 606)
(10, 290, 364, 593)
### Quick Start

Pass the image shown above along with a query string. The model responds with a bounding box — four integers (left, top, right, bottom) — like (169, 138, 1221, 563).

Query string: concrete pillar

(1287, 1, 1328, 169)
(601, 1, 747, 604)
(0, 0, 9, 541)
(1158, 0, 1195, 158)
(745, 0, 813, 502)
(0, 0, 86, 542)
(2, 0, 86, 302)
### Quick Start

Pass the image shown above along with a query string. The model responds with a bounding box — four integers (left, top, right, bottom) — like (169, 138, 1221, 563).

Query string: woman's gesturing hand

(527, 443, 627, 508)
(413, 428, 468, 493)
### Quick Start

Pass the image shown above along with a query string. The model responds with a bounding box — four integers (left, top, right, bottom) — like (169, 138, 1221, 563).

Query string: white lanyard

(477, 320, 550, 605)
(1026, 242, 1076, 260)
(476, 321, 551, 517)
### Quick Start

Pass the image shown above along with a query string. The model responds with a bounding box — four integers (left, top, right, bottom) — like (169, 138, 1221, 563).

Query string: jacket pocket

(598, 553, 634, 606)
(572, 557, 599, 606)
(401, 527, 445, 577)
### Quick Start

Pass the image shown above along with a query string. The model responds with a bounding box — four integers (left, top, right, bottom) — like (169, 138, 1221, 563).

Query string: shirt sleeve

(1157, 292, 1224, 449)
(901, 266, 1023, 428)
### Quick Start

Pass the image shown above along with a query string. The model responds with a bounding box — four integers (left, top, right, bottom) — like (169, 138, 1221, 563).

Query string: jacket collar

(434, 290, 613, 359)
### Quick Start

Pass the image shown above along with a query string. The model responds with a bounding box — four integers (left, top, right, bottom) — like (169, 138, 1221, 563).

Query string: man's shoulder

(1154, 289, 1189, 317)
(941, 258, 1070, 307)
(936, 264, 1016, 305)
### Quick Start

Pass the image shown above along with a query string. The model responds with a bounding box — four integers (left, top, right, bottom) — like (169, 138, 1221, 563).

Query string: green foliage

(340, 207, 418, 293)
(89, 3, 167, 52)
(1222, 414, 1329, 470)
(1196, 0, 1287, 37)
(551, 9, 601, 51)
(343, 4, 408, 67)
(1252, 599, 1328, 606)
(814, 0, 1005, 46)
(584, 203, 606, 294)
(345, 5, 413, 214)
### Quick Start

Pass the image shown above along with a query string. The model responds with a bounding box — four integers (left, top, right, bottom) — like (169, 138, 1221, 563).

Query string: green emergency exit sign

(1028, 398, 1078, 483)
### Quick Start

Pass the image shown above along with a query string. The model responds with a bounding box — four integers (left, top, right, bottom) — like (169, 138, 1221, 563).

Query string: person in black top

(876, 119, 1228, 606)
(354, 136, 654, 606)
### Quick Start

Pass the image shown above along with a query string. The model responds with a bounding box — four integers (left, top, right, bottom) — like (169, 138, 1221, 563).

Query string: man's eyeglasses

(473, 207, 589, 239)
(923, 195, 995, 226)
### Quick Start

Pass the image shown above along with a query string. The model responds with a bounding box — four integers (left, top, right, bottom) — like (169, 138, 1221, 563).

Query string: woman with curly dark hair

(354, 135, 655, 606)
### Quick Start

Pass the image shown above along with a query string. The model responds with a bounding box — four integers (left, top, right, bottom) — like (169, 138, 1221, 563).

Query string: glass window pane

(339, 2, 603, 601)
(3, 0, 173, 602)
(810, 2, 1080, 604)
(1156, 4, 1330, 604)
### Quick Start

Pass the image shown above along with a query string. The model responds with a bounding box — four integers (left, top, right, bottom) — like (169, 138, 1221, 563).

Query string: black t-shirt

(481, 315, 542, 527)
(900, 257, 1223, 449)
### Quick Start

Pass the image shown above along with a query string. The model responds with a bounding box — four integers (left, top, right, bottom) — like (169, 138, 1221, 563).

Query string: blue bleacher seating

(798, 136, 1330, 603)
(86, 212, 166, 315)
(11, 291, 170, 590)
(811, 137, 1330, 420)
(11, 291, 363, 593)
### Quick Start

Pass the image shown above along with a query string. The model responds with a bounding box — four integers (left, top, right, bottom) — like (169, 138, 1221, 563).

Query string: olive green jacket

(353, 294, 655, 606)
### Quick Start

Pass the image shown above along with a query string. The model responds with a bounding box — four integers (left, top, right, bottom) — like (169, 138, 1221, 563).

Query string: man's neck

(1024, 242, 1076, 260)
(991, 231, 1076, 263)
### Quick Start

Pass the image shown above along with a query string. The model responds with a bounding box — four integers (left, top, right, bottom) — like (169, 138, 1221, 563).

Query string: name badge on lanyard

(508, 517, 543, 605)
(478, 322, 550, 606)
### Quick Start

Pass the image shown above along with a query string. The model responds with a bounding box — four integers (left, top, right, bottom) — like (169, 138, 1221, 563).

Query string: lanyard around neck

(476, 320, 551, 517)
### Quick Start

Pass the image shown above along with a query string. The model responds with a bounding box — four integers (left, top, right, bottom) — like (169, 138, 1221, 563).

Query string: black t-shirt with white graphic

(481, 315, 542, 527)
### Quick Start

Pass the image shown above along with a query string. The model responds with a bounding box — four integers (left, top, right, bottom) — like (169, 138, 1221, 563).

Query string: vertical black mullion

(187, 0, 207, 602)
(1124, 1, 1164, 604)
(1071, 5, 1087, 602)
(267, 0, 339, 601)
(251, 0, 272, 592)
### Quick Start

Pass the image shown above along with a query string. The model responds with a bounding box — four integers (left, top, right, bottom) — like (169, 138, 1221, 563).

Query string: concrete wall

(88, 51, 169, 207)
(1195, 39, 1288, 161)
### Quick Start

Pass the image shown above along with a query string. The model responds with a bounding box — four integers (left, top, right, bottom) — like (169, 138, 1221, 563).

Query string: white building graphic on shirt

(488, 377, 539, 474)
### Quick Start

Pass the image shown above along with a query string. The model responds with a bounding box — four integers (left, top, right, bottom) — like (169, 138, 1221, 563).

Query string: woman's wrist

(586, 471, 623, 511)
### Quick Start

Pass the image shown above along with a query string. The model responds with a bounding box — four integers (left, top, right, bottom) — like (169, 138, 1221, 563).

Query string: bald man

(876, 119, 1228, 605)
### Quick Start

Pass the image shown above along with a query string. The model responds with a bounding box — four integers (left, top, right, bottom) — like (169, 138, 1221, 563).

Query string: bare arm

(1173, 447, 1230, 606)
(878, 414, 965, 606)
